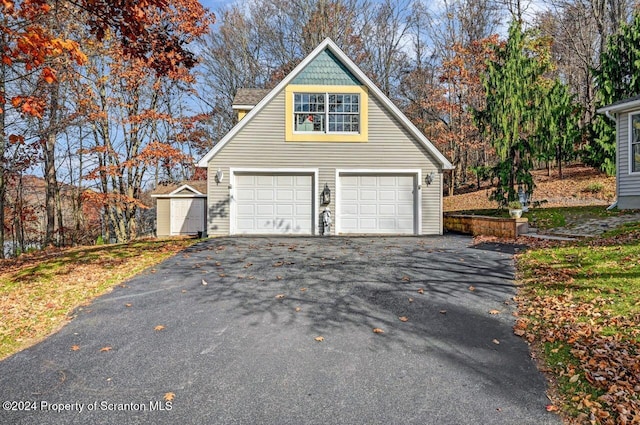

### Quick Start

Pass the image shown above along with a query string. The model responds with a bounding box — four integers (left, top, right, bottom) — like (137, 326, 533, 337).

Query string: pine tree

(590, 12, 640, 175)
(536, 80, 582, 179)
(475, 20, 550, 206)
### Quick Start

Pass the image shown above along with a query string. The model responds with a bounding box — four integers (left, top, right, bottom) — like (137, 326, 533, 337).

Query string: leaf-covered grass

(0, 238, 199, 360)
(516, 227, 640, 423)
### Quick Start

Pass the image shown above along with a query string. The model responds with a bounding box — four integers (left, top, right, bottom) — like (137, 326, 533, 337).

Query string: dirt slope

(444, 165, 616, 212)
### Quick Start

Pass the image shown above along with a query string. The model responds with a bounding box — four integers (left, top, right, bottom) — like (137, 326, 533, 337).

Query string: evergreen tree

(590, 12, 640, 175)
(475, 20, 550, 206)
(536, 80, 582, 179)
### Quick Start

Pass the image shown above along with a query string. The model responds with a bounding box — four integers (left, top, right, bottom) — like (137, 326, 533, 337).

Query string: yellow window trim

(285, 85, 368, 142)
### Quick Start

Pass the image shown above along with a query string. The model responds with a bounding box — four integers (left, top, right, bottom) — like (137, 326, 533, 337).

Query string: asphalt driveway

(0, 235, 560, 425)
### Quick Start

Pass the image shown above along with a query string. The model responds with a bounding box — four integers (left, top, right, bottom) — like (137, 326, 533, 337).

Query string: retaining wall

(444, 214, 528, 239)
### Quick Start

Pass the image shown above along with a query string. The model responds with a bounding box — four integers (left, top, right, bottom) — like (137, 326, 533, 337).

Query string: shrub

(583, 182, 604, 194)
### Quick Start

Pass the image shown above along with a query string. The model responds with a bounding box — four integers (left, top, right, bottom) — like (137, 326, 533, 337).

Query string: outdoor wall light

(425, 171, 435, 186)
(215, 169, 224, 184)
(321, 183, 331, 205)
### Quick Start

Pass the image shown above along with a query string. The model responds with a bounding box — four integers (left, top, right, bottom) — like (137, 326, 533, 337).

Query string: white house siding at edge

(617, 112, 640, 209)
(205, 90, 444, 236)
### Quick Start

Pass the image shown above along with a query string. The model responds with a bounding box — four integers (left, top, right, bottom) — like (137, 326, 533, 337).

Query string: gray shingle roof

(598, 94, 640, 114)
(151, 180, 207, 196)
(233, 88, 270, 107)
(607, 94, 640, 108)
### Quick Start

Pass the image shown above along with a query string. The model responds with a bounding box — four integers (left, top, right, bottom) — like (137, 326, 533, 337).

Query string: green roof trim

(292, 49, 361, 86)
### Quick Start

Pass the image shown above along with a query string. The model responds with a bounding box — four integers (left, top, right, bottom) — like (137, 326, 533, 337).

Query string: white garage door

(339, 174, 416, 234)
(171, 198, 205, 235)
(234, 174, 313, 235)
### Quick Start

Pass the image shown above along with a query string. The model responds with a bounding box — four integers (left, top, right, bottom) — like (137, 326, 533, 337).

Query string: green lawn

(516, 223, 640, 422)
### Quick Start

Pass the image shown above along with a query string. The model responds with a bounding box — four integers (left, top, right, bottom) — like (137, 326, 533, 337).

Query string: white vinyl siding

(156, 198, 171, 237)
(339, 174, 415, 234)
(617, 112, 640, 202)
(206, 90, 443, 236)
(234, 174, 313, 235)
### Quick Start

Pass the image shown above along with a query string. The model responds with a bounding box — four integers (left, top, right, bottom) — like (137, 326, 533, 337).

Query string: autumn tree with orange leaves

(0, 0, 214, 254)
(435, 36, 499, 196)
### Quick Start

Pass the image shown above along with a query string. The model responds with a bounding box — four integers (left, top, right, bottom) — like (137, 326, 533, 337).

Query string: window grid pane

(633, 115, 640, 172)
(328, 93, 359, 133)
(294, 93, 325, 132)
(294, 92, 360, 134)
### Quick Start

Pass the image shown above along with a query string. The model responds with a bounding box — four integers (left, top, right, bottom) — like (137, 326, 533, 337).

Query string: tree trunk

(0, 37, 6, 258)
(56, 183, 65, 246)
(44, 81, 60, 246)
(557, 143, 563, 179)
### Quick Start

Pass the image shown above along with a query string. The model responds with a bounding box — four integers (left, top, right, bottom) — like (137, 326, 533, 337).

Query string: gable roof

(197, 38, 454, 170)
(597, 94, 640, 115)
(150, 181, 207, 197)
(232, 88, 271, 110)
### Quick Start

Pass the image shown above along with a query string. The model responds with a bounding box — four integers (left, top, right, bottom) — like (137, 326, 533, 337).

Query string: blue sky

(200, 0, 233, 11)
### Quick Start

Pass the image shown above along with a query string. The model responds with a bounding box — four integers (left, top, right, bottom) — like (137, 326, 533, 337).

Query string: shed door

(171, 198, 205, 235)
(339, 174, 416, 234)
(234, 174, 313, 235)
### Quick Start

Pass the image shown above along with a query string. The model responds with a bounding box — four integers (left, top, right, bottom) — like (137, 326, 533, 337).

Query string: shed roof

(151, 180, 207, 196)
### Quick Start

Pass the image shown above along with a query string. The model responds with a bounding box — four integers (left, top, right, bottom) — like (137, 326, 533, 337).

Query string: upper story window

(294, 92, 360, 134)
(632, 113, 640, 173)
(285, 84, 368, 142)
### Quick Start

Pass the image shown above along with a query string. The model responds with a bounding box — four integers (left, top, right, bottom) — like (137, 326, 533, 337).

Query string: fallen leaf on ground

(100, 346, 112, 352)
(402, 276, 410, 281)
(417, 288, 424, 294)
(489, 309, 500, 315)
(218, 273, 226, 277)
(164, 392, 175, 401)
(408, 298, 414, 303)
(314, 336, 324, 342)
(154, 325, 165, 331)
(275, 294, 286, 299)
(295, 307, 301, 312)
(273, 261, 284, 267)
(440, 310, 447, 314)
(244, 262, 252, 268)
(201, 279, 208, 286)
(300, 288, 307, 291)
(373, 328, 384, 334)
(399, 316, 409, 322)
(469, 286, 476, 291)
(492, 339, 500, 345)
(125, 303, 132, 307)
(546, 405, 558, 412)
(71, 345, 80, 351)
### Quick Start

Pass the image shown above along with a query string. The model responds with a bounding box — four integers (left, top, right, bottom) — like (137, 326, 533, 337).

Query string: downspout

(603, 110, 615, 122)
